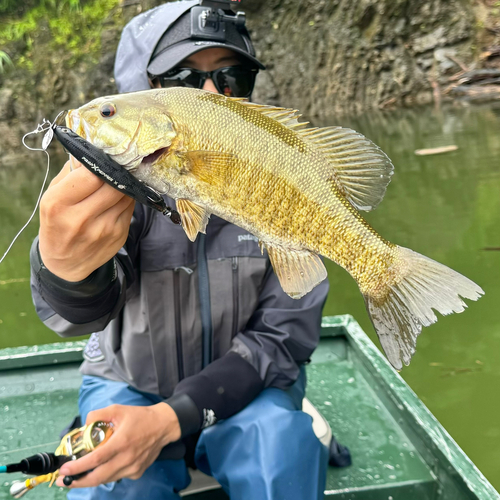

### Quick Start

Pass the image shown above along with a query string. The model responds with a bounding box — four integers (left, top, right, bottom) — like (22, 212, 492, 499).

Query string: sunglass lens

(216, 67, 256, 98)
(160, 69, 202, 89)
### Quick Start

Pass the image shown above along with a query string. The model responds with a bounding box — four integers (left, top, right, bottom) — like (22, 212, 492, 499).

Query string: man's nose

(202, 78, 218, 93)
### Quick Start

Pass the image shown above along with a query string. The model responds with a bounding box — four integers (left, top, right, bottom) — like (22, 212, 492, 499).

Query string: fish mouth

(122, 145, 170, 172)
(139, 147, 169, 166)
(66, 109, 81, 136)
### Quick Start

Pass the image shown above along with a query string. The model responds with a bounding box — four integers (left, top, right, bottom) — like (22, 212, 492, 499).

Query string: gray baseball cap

(114, 0, 264, 94)
(147, 7, 265, 77)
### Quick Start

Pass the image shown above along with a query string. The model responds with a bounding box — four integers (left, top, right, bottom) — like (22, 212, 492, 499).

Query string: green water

(1, 103, 500, 489)
(0, 153, 66, 347)
(319, 103, 500, 490)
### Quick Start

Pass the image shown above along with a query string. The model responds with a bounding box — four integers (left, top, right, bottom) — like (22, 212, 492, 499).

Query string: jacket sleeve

(166, 263, 329, 437)
(30, 204, 149, 337)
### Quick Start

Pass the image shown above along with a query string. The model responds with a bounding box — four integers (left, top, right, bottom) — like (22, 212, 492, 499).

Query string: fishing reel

(4, 421, 113, 498)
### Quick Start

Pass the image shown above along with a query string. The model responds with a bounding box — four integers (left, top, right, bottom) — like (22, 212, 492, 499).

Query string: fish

(66, 87, 484, 370)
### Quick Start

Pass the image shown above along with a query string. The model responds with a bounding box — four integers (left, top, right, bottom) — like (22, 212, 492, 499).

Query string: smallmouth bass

(66, 88, 483, 370)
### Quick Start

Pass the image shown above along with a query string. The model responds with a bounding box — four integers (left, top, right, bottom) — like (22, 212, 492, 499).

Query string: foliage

(0, 0, 24, 15)
(0, 0, 120, 69)
(0, 50, 13, 73)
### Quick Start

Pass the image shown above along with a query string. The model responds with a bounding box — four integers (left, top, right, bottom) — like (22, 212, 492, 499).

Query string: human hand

(38, 158, 135, 282)
(55, 403, 181, 488)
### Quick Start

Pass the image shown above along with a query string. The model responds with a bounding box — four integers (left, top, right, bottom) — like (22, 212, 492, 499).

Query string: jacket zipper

(197, 233, 213, 368)
(232, 257, 239, 338)
(173, 269, 184, 381)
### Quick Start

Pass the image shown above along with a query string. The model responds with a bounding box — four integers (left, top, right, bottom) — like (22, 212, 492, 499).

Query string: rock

(0, 89, 14, 120)
(413, 26, 447, 54)
(434, 48, 458, 72)
(0, 122, 22, 153)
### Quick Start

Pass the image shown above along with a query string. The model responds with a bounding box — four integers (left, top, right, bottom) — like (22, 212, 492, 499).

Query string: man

(30, 1, 329, 499)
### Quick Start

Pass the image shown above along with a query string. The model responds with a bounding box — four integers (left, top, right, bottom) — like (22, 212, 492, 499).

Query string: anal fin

(264, 242, 327, 299)
(176, 199, 210, 242)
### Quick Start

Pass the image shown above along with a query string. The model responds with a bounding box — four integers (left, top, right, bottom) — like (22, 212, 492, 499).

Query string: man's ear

(149, 77, 161, 89)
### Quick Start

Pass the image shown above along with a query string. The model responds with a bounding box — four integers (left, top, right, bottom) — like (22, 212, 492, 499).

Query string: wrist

(152, 403, 181, 446)
(31, 238, 118, 299)
(38, 244, 91, 282)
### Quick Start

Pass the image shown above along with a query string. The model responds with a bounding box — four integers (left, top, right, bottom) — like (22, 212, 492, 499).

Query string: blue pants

(67, 372, 328, 500)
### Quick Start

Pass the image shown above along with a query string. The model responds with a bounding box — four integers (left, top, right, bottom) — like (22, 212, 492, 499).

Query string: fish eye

(100, 103, 116, 118)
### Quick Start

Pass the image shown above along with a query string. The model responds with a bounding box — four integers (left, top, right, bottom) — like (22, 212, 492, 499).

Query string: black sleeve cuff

(163, 394, 200, 438)
(30, 238, 120, 324)
(170, 352, 264, 435)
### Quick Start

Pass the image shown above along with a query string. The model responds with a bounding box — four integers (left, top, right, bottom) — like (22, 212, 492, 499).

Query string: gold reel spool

(56, 421, 114, 459)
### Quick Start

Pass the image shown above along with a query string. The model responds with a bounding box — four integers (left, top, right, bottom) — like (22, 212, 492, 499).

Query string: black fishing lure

(53, 126, 181, 225)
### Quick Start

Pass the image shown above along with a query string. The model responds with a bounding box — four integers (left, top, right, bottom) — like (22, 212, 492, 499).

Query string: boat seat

(180, 397, 332, 497)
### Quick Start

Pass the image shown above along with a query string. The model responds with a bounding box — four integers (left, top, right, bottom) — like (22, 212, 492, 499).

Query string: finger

(48, 166, 106, 205)
(59, 439, 120, 478)
(94, 195, 135, 227)
(46, 161, 73, 187)
(116, 198, 136, 226)
(69, 155, 82, 171)
(77, 183, 130, 217)
(63, 450, 134, 488)
(89, 198, 135, 244)
(85, 405, 122, 426)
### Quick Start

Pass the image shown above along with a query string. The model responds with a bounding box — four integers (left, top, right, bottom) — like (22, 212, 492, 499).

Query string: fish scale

(67, 87, 483, 370)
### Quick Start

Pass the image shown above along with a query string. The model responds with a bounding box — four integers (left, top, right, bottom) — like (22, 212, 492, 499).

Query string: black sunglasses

(155, 66, 258, 98)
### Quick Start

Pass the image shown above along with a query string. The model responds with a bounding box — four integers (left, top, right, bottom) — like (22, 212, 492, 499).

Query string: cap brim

(147, 39, 265, 76)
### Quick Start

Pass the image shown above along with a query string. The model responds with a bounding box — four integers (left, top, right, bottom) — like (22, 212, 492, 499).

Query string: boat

(0, 315, 498, 499)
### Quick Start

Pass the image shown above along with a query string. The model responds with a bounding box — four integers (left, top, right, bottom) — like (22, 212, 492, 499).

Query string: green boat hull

(0, 315, 497, 500)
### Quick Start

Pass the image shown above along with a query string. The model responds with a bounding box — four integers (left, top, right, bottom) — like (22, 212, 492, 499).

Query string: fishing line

(0, 441, 60, 459)
(0, 112, 64, 266)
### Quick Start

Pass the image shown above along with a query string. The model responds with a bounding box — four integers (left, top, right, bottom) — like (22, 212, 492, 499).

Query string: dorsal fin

(297, 126, 394, 211)
(240, 102, 309, 130)
(239, 101, 394, 211)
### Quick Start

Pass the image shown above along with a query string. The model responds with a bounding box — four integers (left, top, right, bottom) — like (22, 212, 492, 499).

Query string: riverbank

(2, 0, 500, 161)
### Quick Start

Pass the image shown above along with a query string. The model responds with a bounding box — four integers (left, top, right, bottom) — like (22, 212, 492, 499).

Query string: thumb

(86, 405, 122, 426)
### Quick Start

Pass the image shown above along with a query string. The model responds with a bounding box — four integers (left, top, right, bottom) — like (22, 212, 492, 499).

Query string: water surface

(1, 104, 500, 488)
(318, 103, 500, 489)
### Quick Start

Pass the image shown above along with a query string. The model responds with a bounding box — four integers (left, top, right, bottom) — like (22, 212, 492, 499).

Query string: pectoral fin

(176, 198, 210, 242)
(184, 150, 239, 185)
(264, 242, 327, 299)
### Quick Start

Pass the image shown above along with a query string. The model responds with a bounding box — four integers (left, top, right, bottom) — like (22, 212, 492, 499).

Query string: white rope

(0, 111, 65, 265)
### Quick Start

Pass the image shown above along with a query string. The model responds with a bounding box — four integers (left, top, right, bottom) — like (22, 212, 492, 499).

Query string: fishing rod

(0, 421, 113, 498)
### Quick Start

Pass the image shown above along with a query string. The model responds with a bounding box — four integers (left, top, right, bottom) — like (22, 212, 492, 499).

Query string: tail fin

(364, 246, 484, 370)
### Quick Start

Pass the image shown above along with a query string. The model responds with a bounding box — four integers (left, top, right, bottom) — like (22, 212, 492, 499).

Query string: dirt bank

(1, 0, 500, 161)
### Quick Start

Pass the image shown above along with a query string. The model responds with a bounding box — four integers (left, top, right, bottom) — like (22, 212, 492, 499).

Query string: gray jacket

(31, 200, 329, 435)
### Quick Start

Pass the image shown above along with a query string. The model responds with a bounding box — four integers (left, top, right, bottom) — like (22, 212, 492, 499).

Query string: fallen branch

(447, 55, 469, 72)
(414, 145, 458, 156)
(0, 278, 29, 285)
(447, 84, 500, 101)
